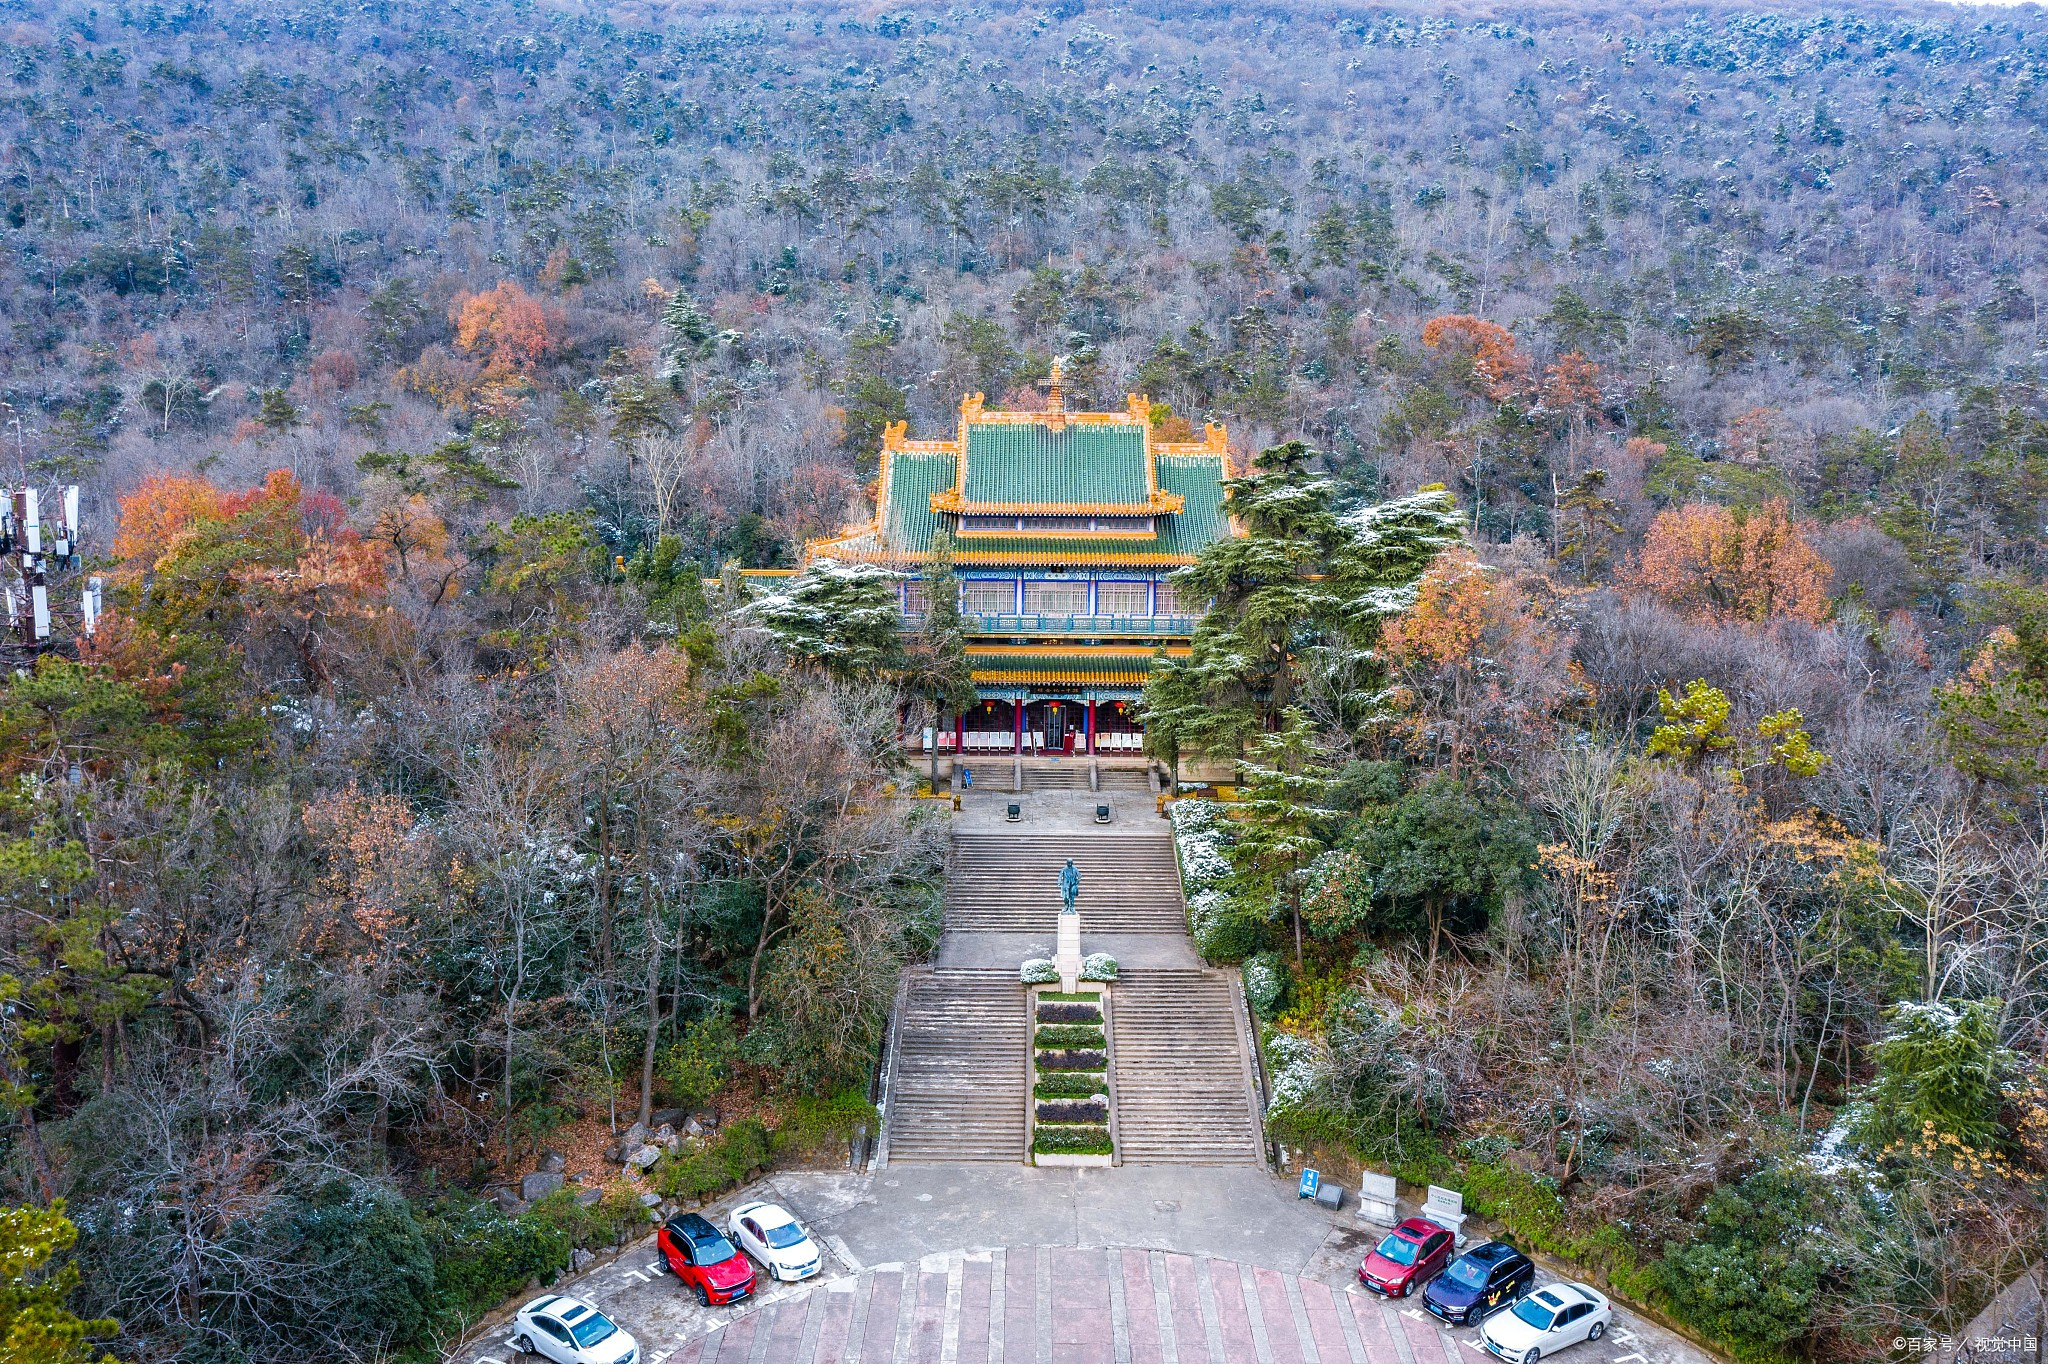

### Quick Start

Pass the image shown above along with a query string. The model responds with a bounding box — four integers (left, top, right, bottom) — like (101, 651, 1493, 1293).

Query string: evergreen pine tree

(900, 532, 976, 788)
(255, 386, 301, 435)
(743, 559, 904, 680)
(1142, 441, 1463, 772)
(1937, 579, 2048, 798)
(1228, 707, 1333, 965)
(659, 287, 715, 393)
(1556, 467, 1626, 581)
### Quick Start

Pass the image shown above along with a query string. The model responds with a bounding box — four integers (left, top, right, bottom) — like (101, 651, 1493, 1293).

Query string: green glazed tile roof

(959, 423, 1150, 507)
(863, 449, 1230, 566)
(818, 443, 1233, 569)
(882, 450, 956, 554)
(1155, 455, 1229, 551)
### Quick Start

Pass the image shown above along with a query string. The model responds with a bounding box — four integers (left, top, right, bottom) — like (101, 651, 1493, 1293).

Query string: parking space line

(826, 1233, 866, 1275)
(941, 1251, 967, 1364)
(988, 1247, 1008, 1364)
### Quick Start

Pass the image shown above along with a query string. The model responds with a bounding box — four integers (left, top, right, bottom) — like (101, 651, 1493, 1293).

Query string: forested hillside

(0, 0, 2044, 1360)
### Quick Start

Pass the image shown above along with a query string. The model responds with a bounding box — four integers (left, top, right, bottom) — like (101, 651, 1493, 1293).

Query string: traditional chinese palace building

(804, 369, 1238, 758)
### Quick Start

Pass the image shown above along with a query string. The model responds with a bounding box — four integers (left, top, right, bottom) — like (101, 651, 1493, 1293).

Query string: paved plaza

(455, 1164, 1714, 1364)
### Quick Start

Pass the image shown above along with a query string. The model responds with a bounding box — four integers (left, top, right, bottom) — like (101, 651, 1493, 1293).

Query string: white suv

(511, 1294, 639, 1364)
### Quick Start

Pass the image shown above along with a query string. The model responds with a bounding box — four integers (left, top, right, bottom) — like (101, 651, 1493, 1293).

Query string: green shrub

(418, 1195, 569, 1327)
(1035, 1023, 1106, 1048)
(253, 1185, 438, 1360)
(1037, 991, 1100, 1002)
(1243, 951, 1286, 1020)
(654, 1118, 774, 1200)
(775, 1089, 880, 1153)
(1449, 1146, 1658, 1305)
(1034, 1049, 1105, 1070)
(1034, 1072, 1108, 1099)
(1192, 902, 1266, 961)
(1033, 1123, 1113, 1155)
(525, 1186, 641, 1251)
(659, 1012, 738, 1110)
(1660, 1165, 1828, 1359)
(1263, 1097, 1451, 1185)
(1457, 1152, 1567, 1247)
(1037, 1002, 1102, 1023)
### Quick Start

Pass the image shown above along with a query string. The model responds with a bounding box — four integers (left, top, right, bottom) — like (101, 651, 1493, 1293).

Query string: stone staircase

(1022, 764, 1089, 791)
(1097, 766, 1154, 793)
(946, 834, 1187, 933)
(1111, 967, 1266, 1164)
(883, 967, 1027, 1163)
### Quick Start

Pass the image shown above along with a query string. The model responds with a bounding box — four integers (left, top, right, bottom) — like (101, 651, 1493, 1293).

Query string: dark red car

(657, 1212, 756, 1306)
(1359, 1216, 1454, 1298)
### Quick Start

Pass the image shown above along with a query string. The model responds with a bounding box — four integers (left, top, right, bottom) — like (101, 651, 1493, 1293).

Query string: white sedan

(1480, 1282, 1612, 1364)
(726, 1200, 823, 1281)
(511, 1293, 639, 1364)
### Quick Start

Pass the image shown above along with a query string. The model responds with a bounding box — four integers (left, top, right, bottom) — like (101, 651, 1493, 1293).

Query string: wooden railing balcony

(898, 611, 1197, 636)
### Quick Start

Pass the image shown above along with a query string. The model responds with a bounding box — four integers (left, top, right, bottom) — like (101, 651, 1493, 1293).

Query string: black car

(1422, 1240, 1535, 1325)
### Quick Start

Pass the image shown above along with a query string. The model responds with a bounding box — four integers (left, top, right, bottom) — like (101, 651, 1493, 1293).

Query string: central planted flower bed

(1027, 990, 1115, 1165)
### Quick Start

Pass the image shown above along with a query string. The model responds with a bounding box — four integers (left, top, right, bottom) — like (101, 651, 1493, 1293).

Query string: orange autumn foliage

(109, 468, 393, 690)
(1421, 314, 1529, 401)
(1381, 547, 1573, 770)
(1628, 499, 1832, 625)
(1381, 547, 1500, 667)
(1539, 352, 1602, 414)
(303, 782, 435, 969)
(112, 472, 227, 564)
(451, 281, 556, 373)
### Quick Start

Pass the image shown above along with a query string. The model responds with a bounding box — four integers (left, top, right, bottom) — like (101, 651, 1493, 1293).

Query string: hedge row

(1032, 1123, 1114, 1155)
(1035, 1023, 1106, 1048)
(1034, 1072, 1108, 1099)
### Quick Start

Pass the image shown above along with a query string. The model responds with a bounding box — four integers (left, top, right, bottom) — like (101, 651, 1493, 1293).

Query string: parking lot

(453, 1166, 1714, 1364)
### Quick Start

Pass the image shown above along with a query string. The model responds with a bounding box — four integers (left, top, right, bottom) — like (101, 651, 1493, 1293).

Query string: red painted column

(1013, 699, 1024, 754)
(1085, 700, 1095, 755)
(955, 706, 964, 754)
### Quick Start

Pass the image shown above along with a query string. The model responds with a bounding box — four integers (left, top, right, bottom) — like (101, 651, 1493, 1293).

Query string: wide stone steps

(885, 968, 1027, 1163)
(1023, 765, 1089, 790)
(946, 835, 1185, 933)
(1097, 766, 1153, 792)
(1111, 968, 1265, 1165)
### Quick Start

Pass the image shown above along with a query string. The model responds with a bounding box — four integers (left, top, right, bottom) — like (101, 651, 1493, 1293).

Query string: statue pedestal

(1055, 911, 1082, 994)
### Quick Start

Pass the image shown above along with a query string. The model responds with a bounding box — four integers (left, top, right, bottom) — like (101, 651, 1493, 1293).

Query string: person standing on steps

(1060, 858, 1080, 914)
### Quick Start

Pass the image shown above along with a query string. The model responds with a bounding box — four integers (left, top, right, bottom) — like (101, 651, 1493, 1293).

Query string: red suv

(657, 1212, 756, 1306)
(1360, 1216, 1454, 1298)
